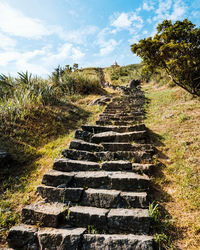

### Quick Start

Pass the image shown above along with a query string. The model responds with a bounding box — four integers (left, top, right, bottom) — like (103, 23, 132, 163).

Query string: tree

(131, 19, 200, 96)
(72, 63, 79, 71)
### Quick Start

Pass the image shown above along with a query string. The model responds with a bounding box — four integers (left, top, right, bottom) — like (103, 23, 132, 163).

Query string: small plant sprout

(149, 202, 161, 223)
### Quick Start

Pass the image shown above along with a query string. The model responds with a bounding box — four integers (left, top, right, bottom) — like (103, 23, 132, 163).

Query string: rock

(53, 158, 100, 172)
(74, 130, 93, 142)
(82, 234, 154, 250)
(68, 206, 108, 229)
(42, 170, 74, 187)
(101, 161, 132, 171)
(88, 96, 111, 106)
(37, 185, 83, 203)
(129, 79, 141, 88)
(62, 149, 98, 162)
(7, 224, 39, 249)
(22, 202, 66, 227)
(107, 208, 150, 234)
(0, 150, 13, 168)
(69, 139, 103, 152)
(37, 227, 86, 250)
(81, 189, 120, 208)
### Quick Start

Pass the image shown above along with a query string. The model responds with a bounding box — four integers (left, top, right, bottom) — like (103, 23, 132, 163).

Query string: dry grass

(0, 94, 105, 247)
(143, 82, 200, 249)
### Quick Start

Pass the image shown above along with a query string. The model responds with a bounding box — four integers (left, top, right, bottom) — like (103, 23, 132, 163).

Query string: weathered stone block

(22, 202, 66, 227)
(7, 224, 39, 249)
(82, 234, 154, 250)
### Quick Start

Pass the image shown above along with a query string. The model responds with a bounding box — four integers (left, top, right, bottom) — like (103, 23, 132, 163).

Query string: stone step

(80, 189, 148, 208)
(105, 103, 145, 108)
(82, 234, 154, 250)
(42, 170, 149, 191)
(101, 110, 144, 114)
(82, 124, 146, 133)
(62, 149, 98, 162)
(102, 142, 153, 152)
(69, 139, 103, 152)
(98, 116, 144, 122)
(101, 160, 132, 171)
(74, 130, 92, 142)
(53, 158, 100, 172)
(22, 202, 66, 227)
(53, 159, 153, 173)
(67, 206, 150, 234)
(7, 224, 86, 250)
(96, 120, 143, 126)
(62, 149, 151, 163)
(132, 163, 154, 174)
(91, 131, 146, 143)
(105, 105, 144, 109)
(37, 185, 84, 203)
(99, 113, 144, 118)
(37, 185, 148, 208)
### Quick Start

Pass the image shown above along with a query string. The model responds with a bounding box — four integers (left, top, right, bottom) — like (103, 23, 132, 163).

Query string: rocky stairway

(7, 85, 156, 249)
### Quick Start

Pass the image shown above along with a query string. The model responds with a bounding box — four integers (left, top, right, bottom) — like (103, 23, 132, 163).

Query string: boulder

(129, 79, 140, 88)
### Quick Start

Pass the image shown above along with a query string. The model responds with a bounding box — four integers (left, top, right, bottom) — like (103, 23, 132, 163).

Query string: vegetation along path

(6, 84, 157, 249)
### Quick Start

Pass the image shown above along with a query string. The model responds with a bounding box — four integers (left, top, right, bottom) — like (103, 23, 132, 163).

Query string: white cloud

(111, 13, 132, 29)
(96, 28, 121, 56)
(153, 0, 172, 21)
(46, 43, 72, 62)
(43, 43, 85, 64)
(153, 0, 186, 22)
(99, 39, 119, 56)
(143, 2, 154, 11)
(147, 18, 152, 24)
(169, 0, 187, 21)
(110, 12, 143, 33)
(61, 26, 98, 44)
(0, 46, 49, 67)
(71, 47, 85, 61)
(0, 2, 97, 43)
(0, 2, 51, 39)
(0, 32, 16, 50)
(128, 35, 140, 45)
(0, 51, 20, 66)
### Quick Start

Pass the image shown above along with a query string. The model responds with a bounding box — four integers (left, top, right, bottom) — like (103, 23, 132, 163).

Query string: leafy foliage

(131, 19, 200, 96)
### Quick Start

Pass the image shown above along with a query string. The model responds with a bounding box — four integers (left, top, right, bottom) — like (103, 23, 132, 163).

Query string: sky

(0, 0, 199, 77)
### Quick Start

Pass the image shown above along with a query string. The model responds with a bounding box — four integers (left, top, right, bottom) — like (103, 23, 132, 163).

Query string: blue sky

(0, 0, 199, 76)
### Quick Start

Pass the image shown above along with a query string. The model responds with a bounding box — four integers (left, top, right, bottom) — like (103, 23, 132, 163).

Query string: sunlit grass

(144, 82, 200, 249)
(0, 93, 104, 246)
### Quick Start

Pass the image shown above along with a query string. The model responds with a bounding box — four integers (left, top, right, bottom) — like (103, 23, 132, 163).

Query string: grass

(103, 64, 142, 85)
(0, 93, 105, 247)
(143, 81, 200, 249)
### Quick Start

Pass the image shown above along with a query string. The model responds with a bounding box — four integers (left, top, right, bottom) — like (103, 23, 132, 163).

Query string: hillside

(143, 82, 200, 249)
(0, 65, 199, 249)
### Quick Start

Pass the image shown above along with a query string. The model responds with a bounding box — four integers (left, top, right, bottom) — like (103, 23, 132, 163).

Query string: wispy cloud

(0, 32, 17, 50)
(143, 1, 155, 11)
(0, 46, 49, 66)
(43, 43, 85, 64)
(153, 0, 186, 22)
(71, 47, 85, 61)
(0, 2, 51, 39)
(0, 1, 97, 44)
(168, 0, 187, 21)
(61, 26, 98, 44)
(96, 28, 121, 56)
(99, 39, 120, 56)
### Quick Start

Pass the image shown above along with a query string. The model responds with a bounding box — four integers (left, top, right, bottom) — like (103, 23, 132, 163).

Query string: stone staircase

(7, 86, 156, 249)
